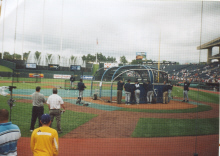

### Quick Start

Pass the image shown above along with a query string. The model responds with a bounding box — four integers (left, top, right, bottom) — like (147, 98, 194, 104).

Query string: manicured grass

(0, 96, 97, 137)
(172, 86, 219, 104)
(0, 78, 92, 90)
(132, 118, 219, 138)
(0, 65, 13, 72)
(92, 64, 99, 75)
(118, 104, 212, 113)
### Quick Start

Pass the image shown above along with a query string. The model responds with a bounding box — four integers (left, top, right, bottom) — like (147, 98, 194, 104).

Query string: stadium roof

(210, 54, 220, 59)
(197, 37, 220, 50)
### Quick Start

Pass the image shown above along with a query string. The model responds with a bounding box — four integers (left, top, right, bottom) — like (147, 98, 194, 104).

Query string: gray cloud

(0, 0, 219, 64)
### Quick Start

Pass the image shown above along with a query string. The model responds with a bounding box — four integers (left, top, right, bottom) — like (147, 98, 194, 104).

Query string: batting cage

(91, 65, 169, 103)
(0, 1, 219, 156)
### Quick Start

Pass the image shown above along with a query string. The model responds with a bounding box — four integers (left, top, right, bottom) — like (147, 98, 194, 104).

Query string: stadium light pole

(157, 31, 161, 83)
(96, 38, 98, 64)
(199, 1, 203, 64)
(0, 0, 2, 59)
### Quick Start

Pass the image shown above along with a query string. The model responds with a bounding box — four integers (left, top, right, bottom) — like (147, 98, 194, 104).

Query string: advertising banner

(81, 75, 93, 80)
(48, 64, 60, 70)
(136, 52, 147, 60)
(104, 63, 118, 70)
(70, 65, 81, 71)
(26, 63, 37, 69)
(54, 74, 71, 79)
(29, 73, 44, 78)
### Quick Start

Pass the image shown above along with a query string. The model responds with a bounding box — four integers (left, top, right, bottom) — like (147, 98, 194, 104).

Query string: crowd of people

(117, 79, 173, 105)
(165, 62, 220, 83)
(0, 78, 87, 156)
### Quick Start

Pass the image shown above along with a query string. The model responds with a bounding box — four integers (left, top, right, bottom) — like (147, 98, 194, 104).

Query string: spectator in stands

(162, 81, 168, 104)
(0, 109, 21, 155)
(31, 114, 58, 156)
(117, 80, 124, 104)
(76, 79, 86, 104)
(30, 86, 46, 132)
(47, 88, 65, 134)
(124, 79, 132, 105)
(134, 80, 140, 104)
(182, 79, 191, 102)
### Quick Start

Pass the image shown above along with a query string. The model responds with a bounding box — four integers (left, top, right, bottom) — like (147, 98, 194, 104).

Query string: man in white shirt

(47, 88, 65, 134)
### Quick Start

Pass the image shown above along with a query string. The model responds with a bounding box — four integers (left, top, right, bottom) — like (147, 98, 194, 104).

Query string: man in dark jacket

(124, 79, 132, 105)
(144, 81, 153, 103)
(76, 79, 86, 104)
(162, 81, 168, 104)
(168, 81, 173, 101)
(182, 79, 191, 102)
(117, 80, 124, 104)
(70, 75, 75, 88)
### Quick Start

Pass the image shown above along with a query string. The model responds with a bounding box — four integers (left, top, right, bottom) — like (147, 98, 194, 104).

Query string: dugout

(90, 65, 169, 103)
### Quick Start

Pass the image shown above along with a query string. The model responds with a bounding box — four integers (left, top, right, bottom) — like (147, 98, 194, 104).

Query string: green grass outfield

(0, 77, 92, 89)
(0, 65, 13, 72)
(118, 104, 212, 113)
(172, 86, 219, 104)
(132, 118, 219, 138)
(0, 96, 97, 137)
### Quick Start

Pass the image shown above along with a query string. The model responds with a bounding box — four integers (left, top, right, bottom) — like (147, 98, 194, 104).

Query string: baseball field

(0, 77, 219, 156)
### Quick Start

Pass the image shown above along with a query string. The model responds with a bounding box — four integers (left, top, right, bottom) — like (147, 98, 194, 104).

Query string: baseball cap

(127, 79, 131, 82)
(41, 114, 51, 124)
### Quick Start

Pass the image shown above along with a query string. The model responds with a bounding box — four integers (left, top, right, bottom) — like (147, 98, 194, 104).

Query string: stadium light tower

(158, 30, 161, 83)
(96, 38, 98, 64)
(0, 0, 2, 17)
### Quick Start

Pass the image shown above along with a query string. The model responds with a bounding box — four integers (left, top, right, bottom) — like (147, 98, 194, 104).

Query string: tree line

(1, 51, 160, 65)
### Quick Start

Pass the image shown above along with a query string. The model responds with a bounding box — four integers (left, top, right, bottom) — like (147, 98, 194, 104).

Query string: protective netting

(0, 1, 219, 156)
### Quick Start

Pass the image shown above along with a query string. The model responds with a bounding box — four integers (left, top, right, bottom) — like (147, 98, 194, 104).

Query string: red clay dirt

(18, 135, 218, 156)
(16, 96, 219, 156)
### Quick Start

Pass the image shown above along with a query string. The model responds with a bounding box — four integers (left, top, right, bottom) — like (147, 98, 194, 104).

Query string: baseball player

(182, 79, 191, 102)
(134, 80, 140, 104)
(76, 79, 86, 104)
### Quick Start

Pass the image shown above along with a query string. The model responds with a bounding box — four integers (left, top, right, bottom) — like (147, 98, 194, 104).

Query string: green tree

(35, 51, 41, 60)
(120, 55, 128, 64)
(86, 54, 96, 62)
(48, 54, 52, 61)
(97, 53, 106, 62)
(23, 51, 30, 60)
(130, 59, 143, 65)
(3, 52, 13, 60)
(82, 55, 86, 61)
(106, 56, 116, 62)
(12, 53, 21, 60)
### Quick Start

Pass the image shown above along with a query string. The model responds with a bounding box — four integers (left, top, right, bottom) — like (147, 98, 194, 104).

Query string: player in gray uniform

(134, 80, 140, 105)
(124, 79, 132, 105)
(76, 79, 86, 104)
(182, 79, 191, 102)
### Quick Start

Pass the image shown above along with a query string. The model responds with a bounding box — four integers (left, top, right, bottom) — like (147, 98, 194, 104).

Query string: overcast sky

(0, 0, 220, 64)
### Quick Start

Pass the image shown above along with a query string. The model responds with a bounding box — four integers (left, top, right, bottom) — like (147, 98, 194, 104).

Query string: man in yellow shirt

(31, 114, 58, 156)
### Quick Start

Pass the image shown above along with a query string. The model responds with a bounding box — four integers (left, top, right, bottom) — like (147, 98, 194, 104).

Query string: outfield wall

(0, 69, 92, 79)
